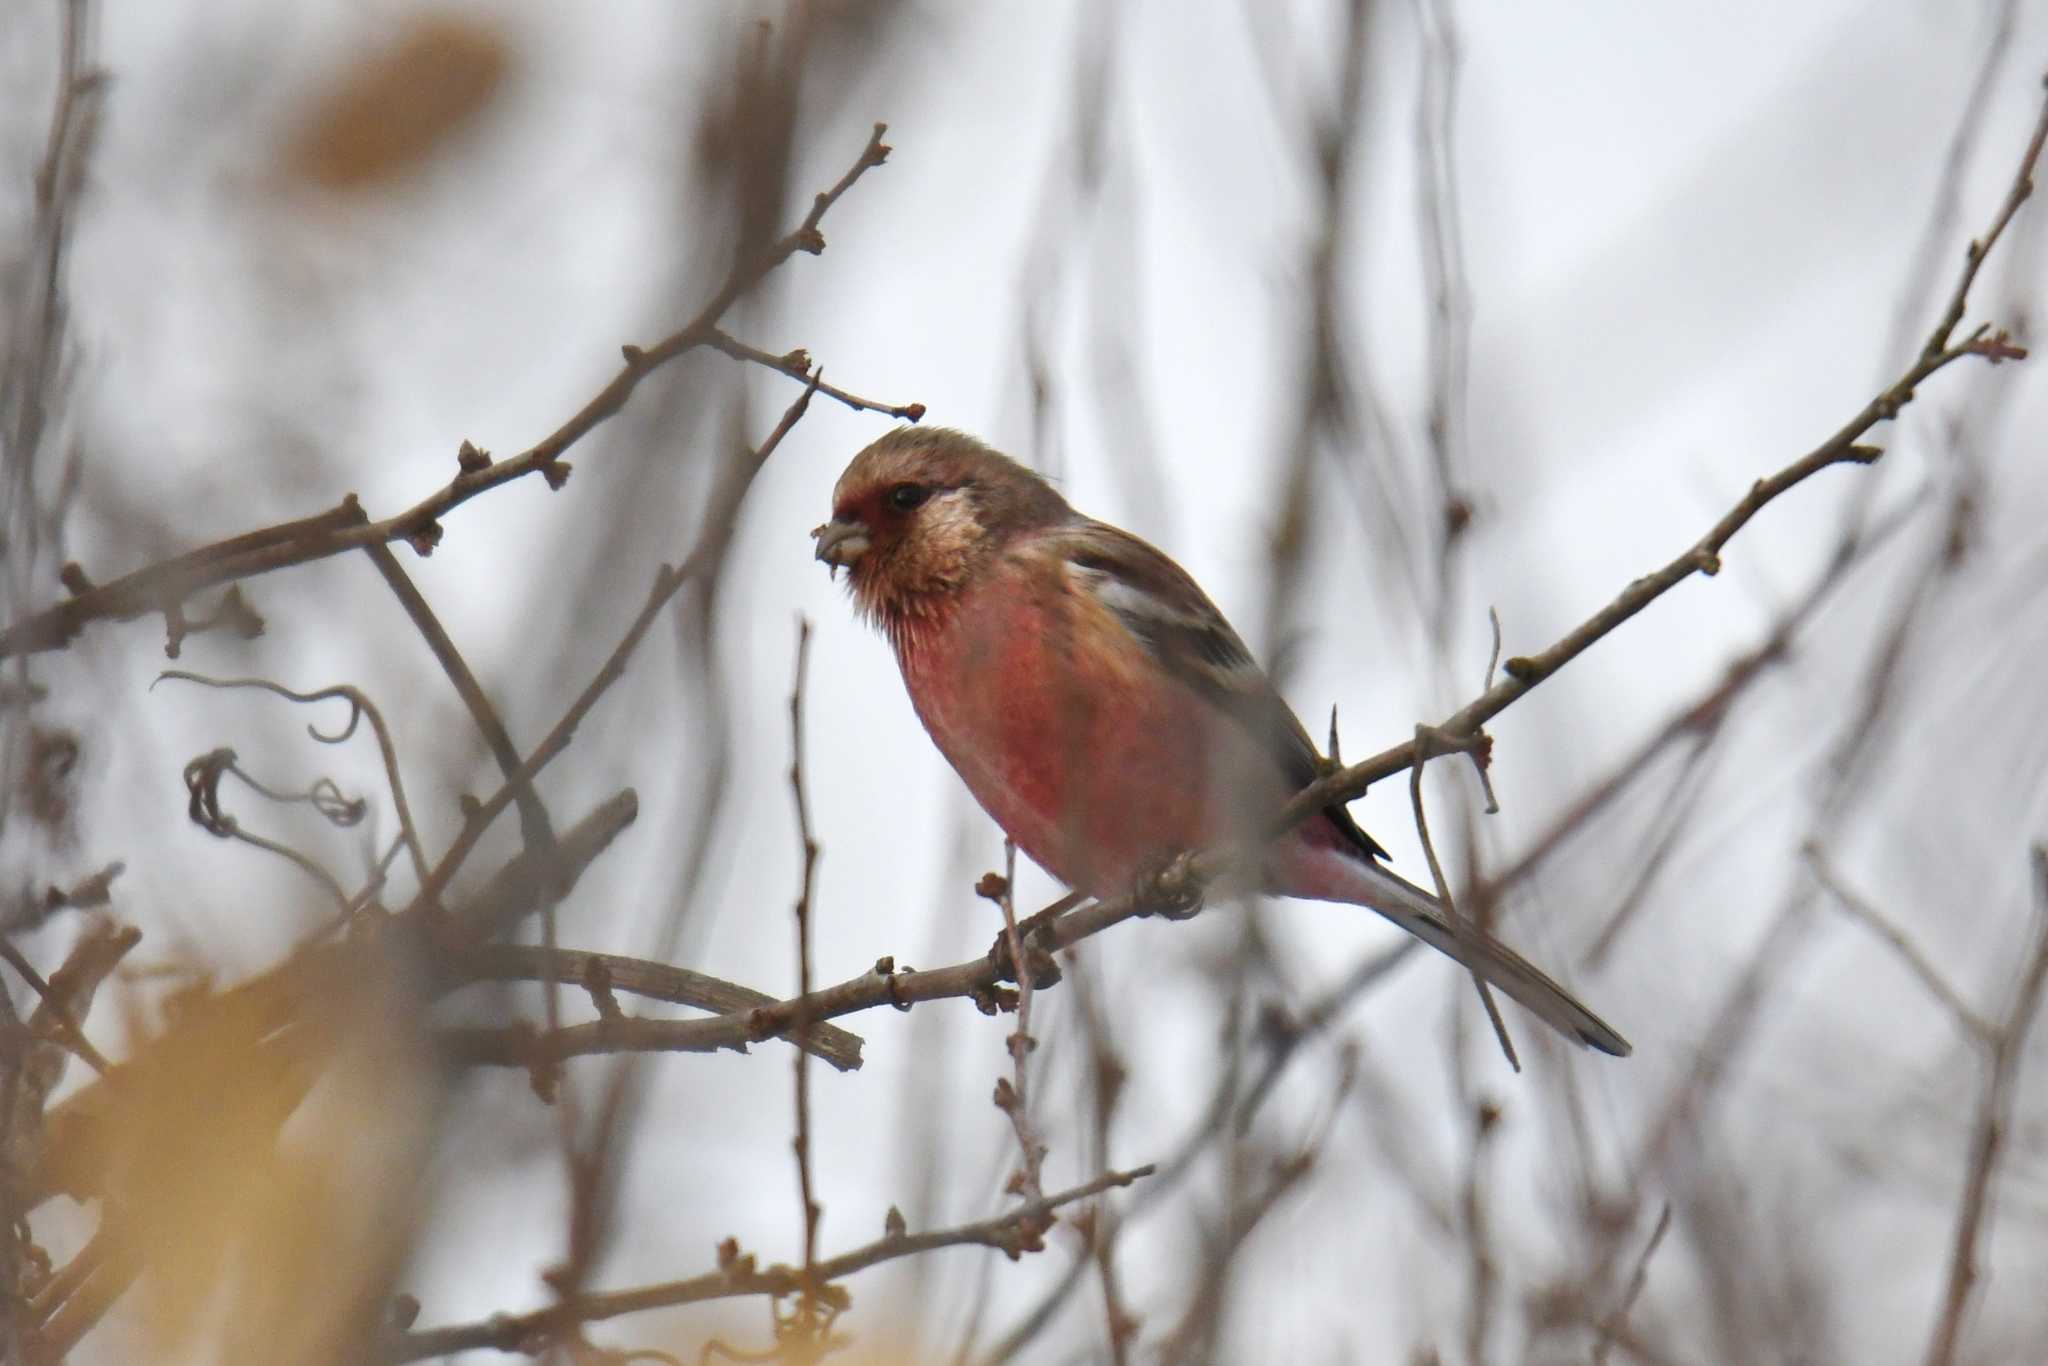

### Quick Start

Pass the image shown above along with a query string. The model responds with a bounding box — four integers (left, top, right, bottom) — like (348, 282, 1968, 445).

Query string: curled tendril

(152, 668, 428, 890)
(181, 748, 366, 833)
(179, 745, 356, 911)
(154, 670, 364, 744)
(183, 746, 238, 836)
(306, 776, 367, 827)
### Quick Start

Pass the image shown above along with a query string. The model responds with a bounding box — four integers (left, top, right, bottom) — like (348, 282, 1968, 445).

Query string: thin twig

(1154, 1149, 1319, 1366)
(438, 1009, 862, 1076)
(786, 617, 827, 1346)
(0, 939, 111, 1076)
(1591, 1203, 1672, 1366)
(1270, 77, 2048, 850)
(0, 125, 893, 659)
(1922, 846, 2048, 1366)
(32, 789, 640, 1211)
(29, 1224, 108, 1332)
(706, 329, 924, 420)
(177, 748, 359, 913)
(1236, 937, 1420, 1129)
(406, 368, 822, 921)
(383, 1165, 1158, 1362)
(1923, 72, 2048, 360)
(448, 945, 861, 1045)
(364, 538, 574, 1165)
(363, 543, 555, 858)
(153, 670, 432, 893)
(1410, 725, 1517, 1070)
(1807, 844, 1991, 1042)
(984, 841, 1055, 1254)
(31, 1236, 140, 1363)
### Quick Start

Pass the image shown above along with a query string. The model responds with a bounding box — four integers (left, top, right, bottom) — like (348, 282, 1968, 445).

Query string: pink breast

(893, 583, 1290, 898)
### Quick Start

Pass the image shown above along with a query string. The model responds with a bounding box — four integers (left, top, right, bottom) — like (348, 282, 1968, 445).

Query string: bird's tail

(1324, 853, 1631, 1057)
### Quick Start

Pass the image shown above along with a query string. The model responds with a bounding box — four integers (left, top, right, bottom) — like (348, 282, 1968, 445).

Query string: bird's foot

(979, 883, 1073, 989)
(985, 924, 1063, 988)
(1135, 851, 1205, 920)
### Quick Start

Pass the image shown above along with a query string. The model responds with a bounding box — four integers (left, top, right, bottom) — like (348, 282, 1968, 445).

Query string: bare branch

(1273, 76, 2048, 847)
(1807, 844, 1991, 1042)
(384, 1166, 1158, 1362)
(438, 946, 865, 1072)
(988, 842, 1050, 1222)
(1923, 847, 2048, 1366)
(33, 788, 639, 1210)
(706, 329, 925, 420)
(364, 542, 555, 860)
(153, 671, 432, 893)
(1591, 1203, 1673, 1366)
(0, 125, 893, 659)
(1411, 724, 1518, 1070)
(786, 616, 827, 1345)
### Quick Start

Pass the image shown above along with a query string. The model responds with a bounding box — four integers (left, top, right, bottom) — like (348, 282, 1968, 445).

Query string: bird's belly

(896, 609, 1282, 897)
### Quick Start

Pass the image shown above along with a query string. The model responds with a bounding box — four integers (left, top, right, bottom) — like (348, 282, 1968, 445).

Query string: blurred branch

(364, 542, 555, 859)
(385, 1165, 1158, 1362)
(1412, 0, 1475, 613)
(407, 367, 822, 921)
(1806, 844, 1991, 1042)
(1235, 937, 1418, 1129)
(1619, 78, 2048, 1206)
(1274, 72, 2048, 846)
(29, 1229, 139, 1364)
(388, 369, 845, 1051)
(0, 936, 114, 1077)
(1923, 75, 2048, 361)
(1879, 0, 2021, 372)
(438, 1006, 862, 1077)
(10, 926, 138, 1361)
(0, 124, 894, 659)
(1922, 846, 2048, 1366)
(364, 535, 580, 1180)
(438, 947, 864, 1073)
(1518, 500, 1920, 965)
(2, 0, 103, 570)
(1, 860, 123, 939)
(1256, 0, 1372, 663)
(448, 946, 861, 1048)
(1154, 1147, 1318, 1365)
(1456, 1091, 1501, 1366)
(1590, 1203, 1672, 1366)
(31, 788, 639, 1209)
(1066, 955, 1138, 1365)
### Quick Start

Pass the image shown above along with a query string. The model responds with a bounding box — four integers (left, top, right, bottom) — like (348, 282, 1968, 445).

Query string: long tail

(1333, 856, 1631, 1057)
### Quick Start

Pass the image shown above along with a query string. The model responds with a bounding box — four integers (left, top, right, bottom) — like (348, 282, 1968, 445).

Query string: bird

(813, 426, 1629, 1057)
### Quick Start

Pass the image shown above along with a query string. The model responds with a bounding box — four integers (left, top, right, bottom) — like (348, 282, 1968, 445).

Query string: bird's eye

(886, 483, 931, 512)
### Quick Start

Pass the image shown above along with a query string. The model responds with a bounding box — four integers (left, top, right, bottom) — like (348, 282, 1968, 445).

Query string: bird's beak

(812, 518, 871, 574)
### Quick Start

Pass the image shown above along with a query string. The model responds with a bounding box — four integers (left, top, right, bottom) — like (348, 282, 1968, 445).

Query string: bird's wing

(1050, 519, 1390, 862)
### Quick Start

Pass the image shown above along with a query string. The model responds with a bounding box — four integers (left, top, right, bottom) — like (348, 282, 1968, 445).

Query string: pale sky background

(12, 1, 2048, 1360)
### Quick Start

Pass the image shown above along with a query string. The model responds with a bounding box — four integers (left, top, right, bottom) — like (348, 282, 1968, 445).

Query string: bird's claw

(986, 926, 1063, 989)
(1135, 851, 1206, 920)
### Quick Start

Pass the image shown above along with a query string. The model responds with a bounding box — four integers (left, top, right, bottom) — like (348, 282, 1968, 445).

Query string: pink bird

(815, 427, 1627, 1056)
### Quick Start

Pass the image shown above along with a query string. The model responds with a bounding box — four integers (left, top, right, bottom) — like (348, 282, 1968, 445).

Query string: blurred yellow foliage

(282, 15, 508, 190)
(93, 966, 437, 1364)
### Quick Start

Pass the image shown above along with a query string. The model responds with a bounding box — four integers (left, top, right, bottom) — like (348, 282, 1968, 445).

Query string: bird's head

(814, 427, 1071, 624)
